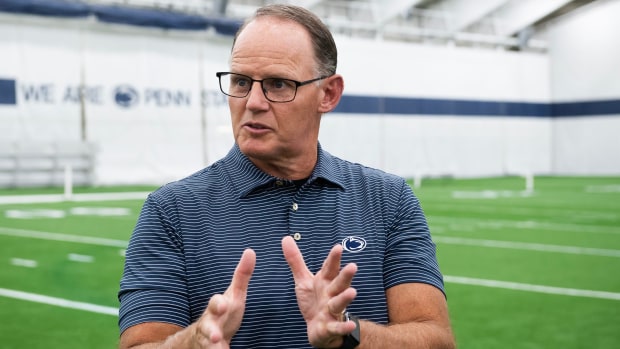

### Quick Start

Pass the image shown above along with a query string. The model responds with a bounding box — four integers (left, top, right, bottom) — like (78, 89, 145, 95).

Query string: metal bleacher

(0, 141, 97, 188)
(83, 0, 215, 15)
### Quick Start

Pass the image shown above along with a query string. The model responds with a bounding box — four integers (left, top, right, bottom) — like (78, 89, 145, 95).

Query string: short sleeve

(383, 180, 445, 296)
(118, 192, 190, 333)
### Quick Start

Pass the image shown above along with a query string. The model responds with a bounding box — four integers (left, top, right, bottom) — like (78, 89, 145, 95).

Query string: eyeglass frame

(216, 72, 332, 103)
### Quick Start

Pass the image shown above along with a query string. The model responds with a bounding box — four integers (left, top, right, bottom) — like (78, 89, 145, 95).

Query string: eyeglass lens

(219, 73, 298, 102)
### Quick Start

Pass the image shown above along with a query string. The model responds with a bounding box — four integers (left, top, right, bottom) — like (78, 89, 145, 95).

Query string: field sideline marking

(0, 227, 128, 248)
(434, 236, 620, 258)
(0, 288, 118, 315)
(444, 276, 620, 300)
(0, 192, 150, 204)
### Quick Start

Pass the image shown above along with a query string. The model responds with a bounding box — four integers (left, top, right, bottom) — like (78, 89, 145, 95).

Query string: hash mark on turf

(67, 253, 95, 263)
(10, 258, 38, 268)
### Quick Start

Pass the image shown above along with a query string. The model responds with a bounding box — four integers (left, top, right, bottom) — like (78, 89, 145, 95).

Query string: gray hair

(232, 4, 338, 76)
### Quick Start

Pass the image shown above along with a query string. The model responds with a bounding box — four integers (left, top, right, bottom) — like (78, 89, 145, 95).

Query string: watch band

(339, 312, 360, 349)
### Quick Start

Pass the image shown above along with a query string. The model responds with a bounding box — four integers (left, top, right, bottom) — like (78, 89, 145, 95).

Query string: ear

(318, 74, 344, 113)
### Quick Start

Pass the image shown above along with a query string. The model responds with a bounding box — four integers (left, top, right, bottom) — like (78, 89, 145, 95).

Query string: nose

(246, 81, 269, 109)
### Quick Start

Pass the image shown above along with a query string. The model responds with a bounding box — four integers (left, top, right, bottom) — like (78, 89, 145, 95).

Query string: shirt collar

(312, 143, 346, 190)
(223, 143, 345, 198)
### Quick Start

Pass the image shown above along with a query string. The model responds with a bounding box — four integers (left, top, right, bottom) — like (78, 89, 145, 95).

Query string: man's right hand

(118, 248, 256, 349)
(192, 248, 256, 347)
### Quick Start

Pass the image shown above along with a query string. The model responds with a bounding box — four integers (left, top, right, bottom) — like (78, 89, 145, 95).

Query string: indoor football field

(0, 176, 618, 348)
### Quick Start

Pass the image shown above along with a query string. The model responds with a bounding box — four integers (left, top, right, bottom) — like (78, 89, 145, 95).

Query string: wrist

(339, 312, 360, 349)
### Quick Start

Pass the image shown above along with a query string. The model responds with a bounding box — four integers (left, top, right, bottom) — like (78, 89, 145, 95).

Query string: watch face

(340, 314, 360, 349)
(341, 334, 360, 349)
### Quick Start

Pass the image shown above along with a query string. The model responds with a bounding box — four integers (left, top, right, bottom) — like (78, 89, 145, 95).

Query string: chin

(238, 140, 272, 158)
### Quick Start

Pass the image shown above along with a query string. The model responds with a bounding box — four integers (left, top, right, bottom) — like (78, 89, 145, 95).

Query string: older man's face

(228, 17, 324, 175)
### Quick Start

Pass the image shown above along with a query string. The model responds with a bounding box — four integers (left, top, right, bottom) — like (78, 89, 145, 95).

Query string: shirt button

(292, 202, 298, 211)
(293, 232, 301, 241)
(275, 180, 284, 186)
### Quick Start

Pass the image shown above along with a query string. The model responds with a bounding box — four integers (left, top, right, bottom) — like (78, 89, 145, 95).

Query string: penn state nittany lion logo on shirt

(341, 236, 367, 253)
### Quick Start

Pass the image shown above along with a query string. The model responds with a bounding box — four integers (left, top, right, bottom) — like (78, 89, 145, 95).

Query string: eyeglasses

(216, 72, 330, 103)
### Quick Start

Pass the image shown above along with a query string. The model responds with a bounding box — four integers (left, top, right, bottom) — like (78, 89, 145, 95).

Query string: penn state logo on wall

(114, 85, 139, 108)
(341, 236, 367, 253)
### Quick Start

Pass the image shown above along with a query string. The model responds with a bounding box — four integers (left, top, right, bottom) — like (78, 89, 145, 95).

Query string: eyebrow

(231, 71, 299, 81)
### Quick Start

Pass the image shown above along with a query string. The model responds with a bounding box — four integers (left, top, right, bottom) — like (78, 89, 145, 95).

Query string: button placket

(291, 200, 300, 240)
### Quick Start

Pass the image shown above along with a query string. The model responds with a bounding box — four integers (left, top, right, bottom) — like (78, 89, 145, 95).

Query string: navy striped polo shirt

(118, 143, 444, 348)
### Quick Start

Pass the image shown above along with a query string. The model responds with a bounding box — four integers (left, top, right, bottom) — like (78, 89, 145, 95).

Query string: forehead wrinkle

(230, 17, 314, 79)
(231, 52, 300, 79)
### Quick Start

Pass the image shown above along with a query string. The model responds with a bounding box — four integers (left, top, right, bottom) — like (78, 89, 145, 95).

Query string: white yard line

(2, 275, 617, 318)
(3, 225, 618, 259)
(444, 276, 620, 301)
(0, 192, 150, 204)
(434, 236, 620, 258)
(429, 215, 620, 235)
(0, 288, 118, 316)
(0, 227, 128, 248)
(585, 184, 620, 193)
(425, 202, 620, 221)
(452, 190, 534, 199)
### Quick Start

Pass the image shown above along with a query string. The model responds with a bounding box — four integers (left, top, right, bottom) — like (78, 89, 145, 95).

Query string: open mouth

(245, 122, 268, 130)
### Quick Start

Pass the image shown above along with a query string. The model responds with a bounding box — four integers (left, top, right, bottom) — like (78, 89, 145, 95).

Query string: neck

(248, 146, 318, 180)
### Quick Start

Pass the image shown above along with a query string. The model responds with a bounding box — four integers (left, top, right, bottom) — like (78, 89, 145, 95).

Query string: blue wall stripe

(0, 0, 243, 33)
(333, 95, 620, 118)
(0, 79, 17, 105)
(383, 97, 551, 117)
(1, 1, 619, 118)
(0, 0, 90, 18)
(552, 99, 620, 117)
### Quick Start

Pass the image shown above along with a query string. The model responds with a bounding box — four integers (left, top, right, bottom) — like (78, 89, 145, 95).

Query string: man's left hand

(281, 236, 359, 348)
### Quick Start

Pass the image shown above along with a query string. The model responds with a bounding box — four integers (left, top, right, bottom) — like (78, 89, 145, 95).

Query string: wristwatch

(339, 312, 360, 349)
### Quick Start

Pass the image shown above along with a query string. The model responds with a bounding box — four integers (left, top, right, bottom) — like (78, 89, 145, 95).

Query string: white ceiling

(91, 0, 599, 51)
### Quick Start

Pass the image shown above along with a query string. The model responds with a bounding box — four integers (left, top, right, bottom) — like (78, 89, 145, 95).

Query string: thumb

(228, 248, 256, 295)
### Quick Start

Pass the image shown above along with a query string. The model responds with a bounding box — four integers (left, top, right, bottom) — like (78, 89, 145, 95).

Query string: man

(118, 4, 455, 349)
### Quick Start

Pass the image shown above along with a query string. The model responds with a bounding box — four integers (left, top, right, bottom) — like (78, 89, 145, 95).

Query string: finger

(326, 318, 358, 336)
(320, 243, 344, 280)
(198, 294, 227, 343)
(326, 287, 357, 318)
(197, 320, 225, 345)
(282, 236, 312, 281)
(326, 262, 357, 296)
(205, 293, 228, 317)
(204, 322, 224, 343)
(228, 248, 256, 295)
